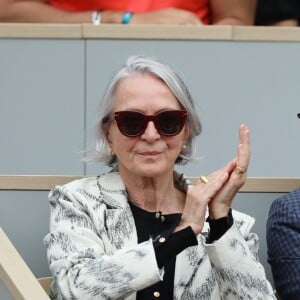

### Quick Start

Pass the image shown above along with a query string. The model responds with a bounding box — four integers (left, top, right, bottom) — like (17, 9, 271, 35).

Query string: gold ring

(199, 175, 209, 184)
(235, 166, 247, 174)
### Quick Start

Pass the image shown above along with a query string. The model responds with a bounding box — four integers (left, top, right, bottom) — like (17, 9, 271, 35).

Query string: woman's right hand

(176, 124, 250, 236)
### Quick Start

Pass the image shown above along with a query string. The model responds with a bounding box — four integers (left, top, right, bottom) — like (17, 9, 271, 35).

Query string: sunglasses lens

(117, 112, 145, 136)
(115, 110, 187, 137)
(157, 111, 185, 135)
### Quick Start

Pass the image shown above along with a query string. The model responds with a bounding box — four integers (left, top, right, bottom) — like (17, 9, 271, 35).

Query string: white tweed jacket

(44, 171, 275, 300)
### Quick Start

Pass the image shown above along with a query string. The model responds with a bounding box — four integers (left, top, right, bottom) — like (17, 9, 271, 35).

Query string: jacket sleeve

(44, 185, 162, 300)
(267, 190, 300, 299)
(205, 211, 276, 299)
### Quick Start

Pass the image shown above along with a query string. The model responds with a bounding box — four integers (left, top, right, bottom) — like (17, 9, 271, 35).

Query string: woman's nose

(141, 121, 160, 140)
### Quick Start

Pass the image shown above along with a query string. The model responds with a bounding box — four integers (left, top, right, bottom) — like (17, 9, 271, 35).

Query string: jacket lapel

(98, 172, 138, 251)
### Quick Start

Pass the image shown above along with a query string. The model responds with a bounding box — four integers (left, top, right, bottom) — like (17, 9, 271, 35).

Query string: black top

(129, 202, 233, 300)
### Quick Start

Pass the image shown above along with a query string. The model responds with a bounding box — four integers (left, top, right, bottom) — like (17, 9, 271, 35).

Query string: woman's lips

(139, 151, 161, 156)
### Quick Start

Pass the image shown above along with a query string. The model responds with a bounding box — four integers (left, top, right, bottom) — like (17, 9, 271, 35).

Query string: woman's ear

(183, 125, 190, 146)
(102, 122, 113, 147)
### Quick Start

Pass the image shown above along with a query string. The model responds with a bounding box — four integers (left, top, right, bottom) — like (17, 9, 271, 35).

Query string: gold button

(159, 237, 166, 243)
(160, 215, 165, 222)
(153, 291, 160, 297)
(155, 212, 160, 219)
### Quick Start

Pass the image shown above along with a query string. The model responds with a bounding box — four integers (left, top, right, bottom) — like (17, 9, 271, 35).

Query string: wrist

(174, 223, 188, 233)
(175, 220, 202, 235)
(209, 205, 231, 220)
(206, 208, 233, 243)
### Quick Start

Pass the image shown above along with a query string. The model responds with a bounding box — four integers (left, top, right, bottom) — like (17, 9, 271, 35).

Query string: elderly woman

(44, 56, 275, 299)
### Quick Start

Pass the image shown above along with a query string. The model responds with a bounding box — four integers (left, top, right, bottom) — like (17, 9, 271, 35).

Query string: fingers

(194, 170, 229, 201)
(235, 124, 251, 176)
(204, 124, 250, 184)
(207, 125, 251, 218)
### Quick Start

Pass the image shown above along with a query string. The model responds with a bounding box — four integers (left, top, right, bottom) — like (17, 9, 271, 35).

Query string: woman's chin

(132, 163, 169, 178)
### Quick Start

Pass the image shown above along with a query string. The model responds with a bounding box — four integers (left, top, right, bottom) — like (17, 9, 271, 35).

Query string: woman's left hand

(207, 124, 250, 219)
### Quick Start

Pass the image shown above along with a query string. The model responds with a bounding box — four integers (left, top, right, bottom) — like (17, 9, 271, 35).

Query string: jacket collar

(97, 169, 191, 208)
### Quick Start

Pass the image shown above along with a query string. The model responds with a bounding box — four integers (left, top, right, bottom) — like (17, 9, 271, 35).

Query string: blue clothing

(267, 188, 300, 300)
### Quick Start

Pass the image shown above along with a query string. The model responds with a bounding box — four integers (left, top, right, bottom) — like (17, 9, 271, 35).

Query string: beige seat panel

(0, 227, 50, 300)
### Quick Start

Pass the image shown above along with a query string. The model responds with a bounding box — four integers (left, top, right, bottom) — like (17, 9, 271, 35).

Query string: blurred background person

(255, 0, 300, 26)
(0, 0, 256, 25)
(267, 188, 300, 299)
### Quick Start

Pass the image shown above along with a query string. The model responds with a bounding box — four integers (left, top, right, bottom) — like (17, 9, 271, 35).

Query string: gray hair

(87, 55, 201, 166)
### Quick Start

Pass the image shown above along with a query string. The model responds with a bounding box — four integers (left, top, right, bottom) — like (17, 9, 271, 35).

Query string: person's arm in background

(0, 0, 255, 25)
(267, 189, 300, 299)
(0, 0, 200, 24)
(0, 0, 131, 23)
(0, 0, 93, 23)
(211, 0, 257, 25)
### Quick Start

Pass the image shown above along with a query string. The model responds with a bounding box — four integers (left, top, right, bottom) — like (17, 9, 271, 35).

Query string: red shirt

(47, 0, 210, 24)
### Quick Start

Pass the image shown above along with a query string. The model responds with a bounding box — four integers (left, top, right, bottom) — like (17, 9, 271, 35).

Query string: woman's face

(106, 73, 189, 178)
